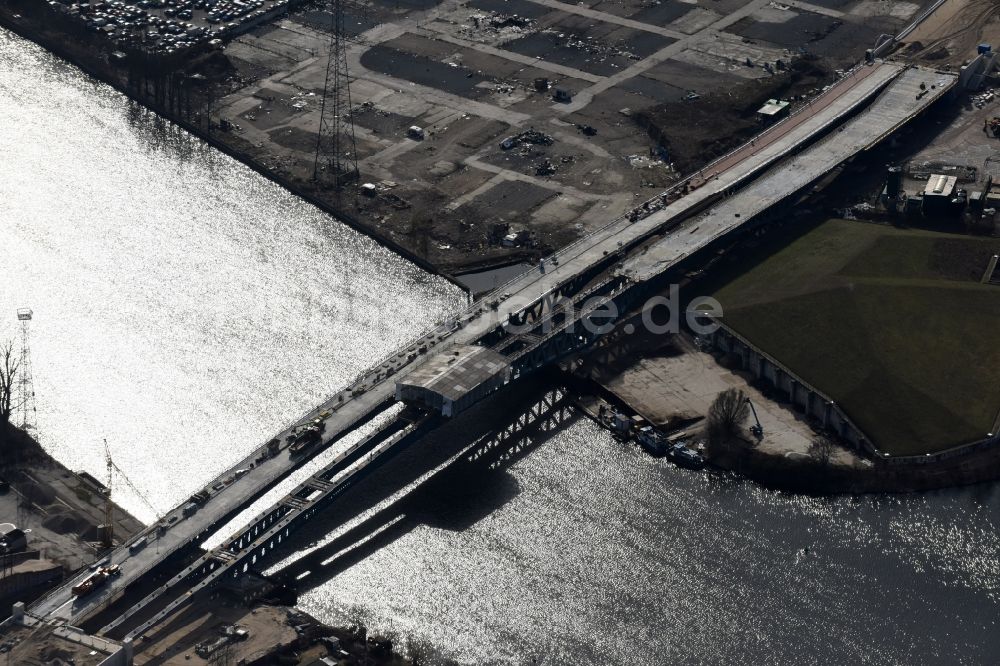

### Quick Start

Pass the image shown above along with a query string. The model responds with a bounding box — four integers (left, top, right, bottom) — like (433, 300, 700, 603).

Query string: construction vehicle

(290, 426, 322, 453)
(71, 564, 121, 597)
(289, 417, 326, 454)
(745, 398, 764, 440)
(553, 88, 572, 103)
(988, 117, 1000, 137)
(129, 536, 148, 553)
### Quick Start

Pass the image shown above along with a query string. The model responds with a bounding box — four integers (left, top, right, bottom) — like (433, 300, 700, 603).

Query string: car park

(54, 0, 292, 54)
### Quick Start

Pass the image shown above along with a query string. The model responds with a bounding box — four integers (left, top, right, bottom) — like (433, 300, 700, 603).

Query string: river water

(3, 28, 1000, 666)
(0, 30, 465, 516)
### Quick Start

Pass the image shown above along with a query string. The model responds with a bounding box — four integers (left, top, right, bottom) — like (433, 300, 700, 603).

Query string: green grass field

(710, 220, 1000, 456)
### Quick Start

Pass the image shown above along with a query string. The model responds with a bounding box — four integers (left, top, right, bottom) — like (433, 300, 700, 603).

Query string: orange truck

(72, 564, 121, 597)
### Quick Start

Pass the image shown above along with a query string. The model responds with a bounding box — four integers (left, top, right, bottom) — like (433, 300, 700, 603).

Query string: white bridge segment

(26, 60, 948, 633)
(623, 67, 958, 281)
(28, 384, 400, 624)
(104, 415, 431, 641)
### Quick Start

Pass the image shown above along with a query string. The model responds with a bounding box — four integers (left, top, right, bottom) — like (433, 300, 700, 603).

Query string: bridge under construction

(20, 59, 956, 648)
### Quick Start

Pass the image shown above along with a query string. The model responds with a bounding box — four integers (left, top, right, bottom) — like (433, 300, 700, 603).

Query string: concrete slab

(598, 338, 835, 461)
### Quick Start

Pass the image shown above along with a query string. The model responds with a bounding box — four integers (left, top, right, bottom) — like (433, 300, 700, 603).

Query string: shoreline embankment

(0, 6, 473, 295)
(0, 426, 143, 618)
(561, 345, 1000, 496)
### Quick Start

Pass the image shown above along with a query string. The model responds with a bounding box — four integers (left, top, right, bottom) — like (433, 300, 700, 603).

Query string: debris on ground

(499, 129, 554, 151)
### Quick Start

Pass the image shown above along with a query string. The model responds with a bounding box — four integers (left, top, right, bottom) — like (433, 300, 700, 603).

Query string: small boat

(636, 426, 668, 457)
(668, 441, 705, 470)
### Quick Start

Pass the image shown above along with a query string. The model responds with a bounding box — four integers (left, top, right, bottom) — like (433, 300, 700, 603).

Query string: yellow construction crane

(100, 438, 161, 550)
(102, 439, 114, 549)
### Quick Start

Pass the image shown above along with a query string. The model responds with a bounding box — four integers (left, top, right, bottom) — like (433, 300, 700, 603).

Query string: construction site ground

(0, 431, 142, 617)
(892, 83, 1000, 200)
(899, 0, 1000, 66)
(131, 603, 296, 665)
(576, 332, 863, 467)
(0, 622, 119, 666)
(132, 602, 412, 665)
(205, 0, 932, 273)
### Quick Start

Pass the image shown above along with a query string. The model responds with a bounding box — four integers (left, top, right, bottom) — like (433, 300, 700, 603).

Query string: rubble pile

(547, 30, 641, 62)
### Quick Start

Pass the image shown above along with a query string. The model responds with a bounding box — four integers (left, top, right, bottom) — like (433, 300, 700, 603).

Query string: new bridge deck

(103, 412, 437, 640)
(624, 66, 958, 280)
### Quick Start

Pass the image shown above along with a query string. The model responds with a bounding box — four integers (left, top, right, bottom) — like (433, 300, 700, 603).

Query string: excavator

(745, 398, 764, 441)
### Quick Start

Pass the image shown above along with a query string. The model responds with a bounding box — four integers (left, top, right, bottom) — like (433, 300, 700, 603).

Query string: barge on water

(592, 402, 706, 468)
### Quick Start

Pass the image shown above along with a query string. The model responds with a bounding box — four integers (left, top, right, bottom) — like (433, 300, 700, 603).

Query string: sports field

(710, 219, 1000, 456)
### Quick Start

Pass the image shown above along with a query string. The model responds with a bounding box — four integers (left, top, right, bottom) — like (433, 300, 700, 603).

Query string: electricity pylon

(313, 0, 359, 189)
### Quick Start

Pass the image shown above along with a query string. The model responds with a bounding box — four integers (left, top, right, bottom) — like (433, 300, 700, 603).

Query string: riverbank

(0, 0, 883, 281)
(0, 7, 475, 291)
(566, 328, 1000, 495)
(0, 427, 432, 664)
(0, 4, 558, 283)
(0, 426, 142, 619)
(129, 595, 442, 665)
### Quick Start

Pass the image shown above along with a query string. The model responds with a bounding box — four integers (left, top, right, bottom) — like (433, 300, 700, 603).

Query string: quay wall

(703, 320, 1000, 466)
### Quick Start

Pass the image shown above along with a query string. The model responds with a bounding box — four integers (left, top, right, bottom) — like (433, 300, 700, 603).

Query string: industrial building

(922, 173, 961, 216)
(396, 345, 510, 417)
(0, 603, 131, 665)
(0, 523, 26, 554)
(757, 99, 791, 122)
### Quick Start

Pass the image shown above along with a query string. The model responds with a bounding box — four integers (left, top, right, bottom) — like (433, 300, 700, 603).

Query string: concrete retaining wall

(703, 323, 872, 453)
(959, 52, 998, 90)
(0, 561, 62, 598)
(701, 320, 1000, 465)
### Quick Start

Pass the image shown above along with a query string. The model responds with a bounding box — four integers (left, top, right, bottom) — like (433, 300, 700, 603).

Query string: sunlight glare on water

(0, 29, 464, 521)
(266, 383, 1000, 665)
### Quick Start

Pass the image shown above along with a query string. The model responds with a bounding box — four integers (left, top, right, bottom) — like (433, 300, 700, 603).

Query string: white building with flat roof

(396, 345, 510, 417)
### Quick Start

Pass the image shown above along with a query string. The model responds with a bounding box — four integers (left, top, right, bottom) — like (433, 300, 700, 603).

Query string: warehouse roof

(400, 345, 509, 402)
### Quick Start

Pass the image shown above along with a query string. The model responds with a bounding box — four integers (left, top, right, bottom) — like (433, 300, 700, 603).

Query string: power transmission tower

(16, 309, 35, 430)
(312, 0, 359, 189)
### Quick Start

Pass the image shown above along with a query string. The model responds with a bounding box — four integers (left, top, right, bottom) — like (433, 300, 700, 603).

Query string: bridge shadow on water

(264, 374, 578, 594)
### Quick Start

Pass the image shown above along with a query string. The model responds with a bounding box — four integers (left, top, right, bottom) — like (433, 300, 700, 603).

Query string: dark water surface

(268, 383, 1000, 665)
